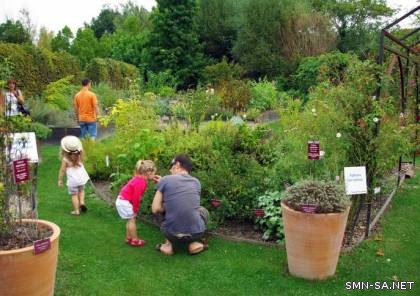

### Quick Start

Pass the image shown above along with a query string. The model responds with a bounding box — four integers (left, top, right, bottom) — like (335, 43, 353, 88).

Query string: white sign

(344, 166, 367, 195)
(9, 133, 39, 163)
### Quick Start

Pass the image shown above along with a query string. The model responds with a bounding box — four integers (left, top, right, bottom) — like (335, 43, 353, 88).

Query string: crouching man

(152, 154, 209, 255)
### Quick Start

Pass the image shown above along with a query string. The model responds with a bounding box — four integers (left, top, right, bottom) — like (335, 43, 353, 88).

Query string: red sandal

(125, 237, 132, 244)
(130, 239, 146, 247)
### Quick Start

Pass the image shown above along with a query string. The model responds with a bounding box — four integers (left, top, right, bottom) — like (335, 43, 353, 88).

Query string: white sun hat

(61, 136, 83, 153)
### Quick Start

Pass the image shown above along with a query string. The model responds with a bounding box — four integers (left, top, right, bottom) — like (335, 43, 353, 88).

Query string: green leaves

(256, 191, 283, 241)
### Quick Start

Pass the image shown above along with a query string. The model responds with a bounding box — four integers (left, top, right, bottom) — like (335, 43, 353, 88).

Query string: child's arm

(58, 160, 67, 187)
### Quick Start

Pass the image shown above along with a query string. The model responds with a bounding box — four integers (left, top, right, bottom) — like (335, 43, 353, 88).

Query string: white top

(4, 91, 20, 116)
(66, 161, 90, 187)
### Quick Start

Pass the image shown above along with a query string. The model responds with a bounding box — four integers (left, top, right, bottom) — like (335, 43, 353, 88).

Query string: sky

(0, 0, 418, 34)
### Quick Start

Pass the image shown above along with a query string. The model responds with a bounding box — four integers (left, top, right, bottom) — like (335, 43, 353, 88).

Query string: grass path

(37, 145, 419, 295)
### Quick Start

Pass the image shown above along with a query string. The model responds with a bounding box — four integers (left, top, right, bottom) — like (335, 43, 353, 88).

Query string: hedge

(0, 42, 81, 96)
(86, 58, 140, 89)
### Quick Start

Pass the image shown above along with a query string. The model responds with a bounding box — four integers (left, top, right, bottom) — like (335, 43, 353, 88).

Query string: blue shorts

(79, 122, 97, 139)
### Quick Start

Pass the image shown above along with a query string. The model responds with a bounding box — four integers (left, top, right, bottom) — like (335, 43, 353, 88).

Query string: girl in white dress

(58, 136, 90, 215)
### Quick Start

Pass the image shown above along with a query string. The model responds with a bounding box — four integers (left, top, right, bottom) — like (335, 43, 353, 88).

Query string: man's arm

(152, 190, 165, 214)
(93, 94, 99, 118)
(73, 96, 79, 123)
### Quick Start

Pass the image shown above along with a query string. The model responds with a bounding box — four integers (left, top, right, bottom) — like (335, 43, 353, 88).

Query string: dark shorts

(79, 121, 97, 139)
(161, 206, 209, 243)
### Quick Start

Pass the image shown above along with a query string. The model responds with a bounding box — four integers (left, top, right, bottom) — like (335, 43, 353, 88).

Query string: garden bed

(90, 180, 278, 246)
(91, 165, 415, 251)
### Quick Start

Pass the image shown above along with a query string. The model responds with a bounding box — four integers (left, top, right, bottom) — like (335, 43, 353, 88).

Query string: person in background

(3, 79, 26, 116)
(74, 78, 99, 140)
(58, 136, 90, 216)
(115, 160, 159, 247)
(152, 154, 209, 256)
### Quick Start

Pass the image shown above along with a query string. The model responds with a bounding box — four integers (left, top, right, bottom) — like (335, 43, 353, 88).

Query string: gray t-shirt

(156, 174, 205, 235)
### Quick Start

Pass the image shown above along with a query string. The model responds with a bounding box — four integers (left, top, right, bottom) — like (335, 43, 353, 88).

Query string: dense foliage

(146, 0, 205, 88)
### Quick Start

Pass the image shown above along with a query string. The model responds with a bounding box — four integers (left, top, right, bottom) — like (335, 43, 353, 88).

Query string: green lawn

(37, 145, 419, 295)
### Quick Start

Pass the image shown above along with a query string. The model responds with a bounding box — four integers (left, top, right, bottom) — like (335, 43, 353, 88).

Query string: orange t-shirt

(74, 89, 98, 122)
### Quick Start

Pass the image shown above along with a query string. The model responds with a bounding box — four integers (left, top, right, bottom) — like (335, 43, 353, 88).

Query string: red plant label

(33, 238, 51, 255)
(301, 204, 317, 213)
(12, 159, 30, 184)
(307, 141, 320, 160)
(254, 208, 265, 217)
(211, 199, 221, 208)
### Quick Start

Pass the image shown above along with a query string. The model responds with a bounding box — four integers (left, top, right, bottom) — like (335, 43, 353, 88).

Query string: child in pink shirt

(115, 160, 159, 246)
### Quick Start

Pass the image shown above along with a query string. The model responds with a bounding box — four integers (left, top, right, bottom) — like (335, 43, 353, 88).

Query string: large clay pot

(0, 219, 60, 296)
(281, 202, 349, 280)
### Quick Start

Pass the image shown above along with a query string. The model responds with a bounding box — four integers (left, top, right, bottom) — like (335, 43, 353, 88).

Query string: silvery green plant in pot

(281, 180, 350, 280)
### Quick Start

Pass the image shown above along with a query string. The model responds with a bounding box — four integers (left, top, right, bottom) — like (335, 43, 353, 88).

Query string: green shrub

(145, 71, 177, 97)
(282, 180, 350, 213)
(9, 116, 51, 139)
(0, 43, 81, 96)
(86, 58, 139, 89)
(94, 82, 126, 111)
(26, 97, 75, 127)
(255, 191, 283, 241)
(218, 79, 251, 112)
(291, 52, 354, 98)
(249, 79, 278, 111)
(42, 75, 78, 110)
(203, 57, 244, 86)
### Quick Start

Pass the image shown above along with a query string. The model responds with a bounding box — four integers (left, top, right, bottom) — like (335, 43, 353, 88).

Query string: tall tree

(70, 27, 99, 68)
(115, 1, 151, 31)
(280, 1, 336, 61)
(0, 20, 31, 44)
(232, 0, 284, 78)
(90, 6, 120, 39)
(310, 0, 393, 55)
(196, 0, 237, 61)
(19, 8, 37, 42)
(146, 0, 205, 88)
(37, 27, 54, 50)
(51, 26, 74, 52)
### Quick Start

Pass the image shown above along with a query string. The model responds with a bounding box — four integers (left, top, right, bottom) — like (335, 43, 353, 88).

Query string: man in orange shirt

(74, 79, 99, 140)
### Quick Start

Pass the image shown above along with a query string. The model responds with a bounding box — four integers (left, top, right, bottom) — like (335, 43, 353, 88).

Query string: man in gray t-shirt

(152, 154, 209, 256)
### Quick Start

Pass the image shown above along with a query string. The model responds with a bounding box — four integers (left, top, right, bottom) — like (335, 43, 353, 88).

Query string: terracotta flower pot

(0, 219, 60, 296)
(281, 202, 349, 280)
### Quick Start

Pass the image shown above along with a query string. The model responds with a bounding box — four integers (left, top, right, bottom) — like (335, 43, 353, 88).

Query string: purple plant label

(301, 204, 317, 213)
(33, 238, 51, 255)
(307, 141, 320, 160)
(12, 158, 30, 184)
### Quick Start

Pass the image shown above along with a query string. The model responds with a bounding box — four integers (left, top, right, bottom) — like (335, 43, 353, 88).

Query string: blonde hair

(60, 149, 83, 167)
(135, 159, 156, 175)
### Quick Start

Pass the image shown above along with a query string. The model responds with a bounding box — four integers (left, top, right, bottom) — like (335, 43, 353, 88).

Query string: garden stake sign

(254, 208, 265, 218)
(307, 141, 320, 160)
(12, 158, 30, 184)
(344, 166, 368, 195)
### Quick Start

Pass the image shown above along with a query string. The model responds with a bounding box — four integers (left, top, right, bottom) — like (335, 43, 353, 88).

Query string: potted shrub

(281, 180, 350, 280)
(0, 90, 60, 295)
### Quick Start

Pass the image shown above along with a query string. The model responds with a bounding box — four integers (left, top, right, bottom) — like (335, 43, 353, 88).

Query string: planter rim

(281, 201, 350, 216)
(0, 219, 60, 255)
